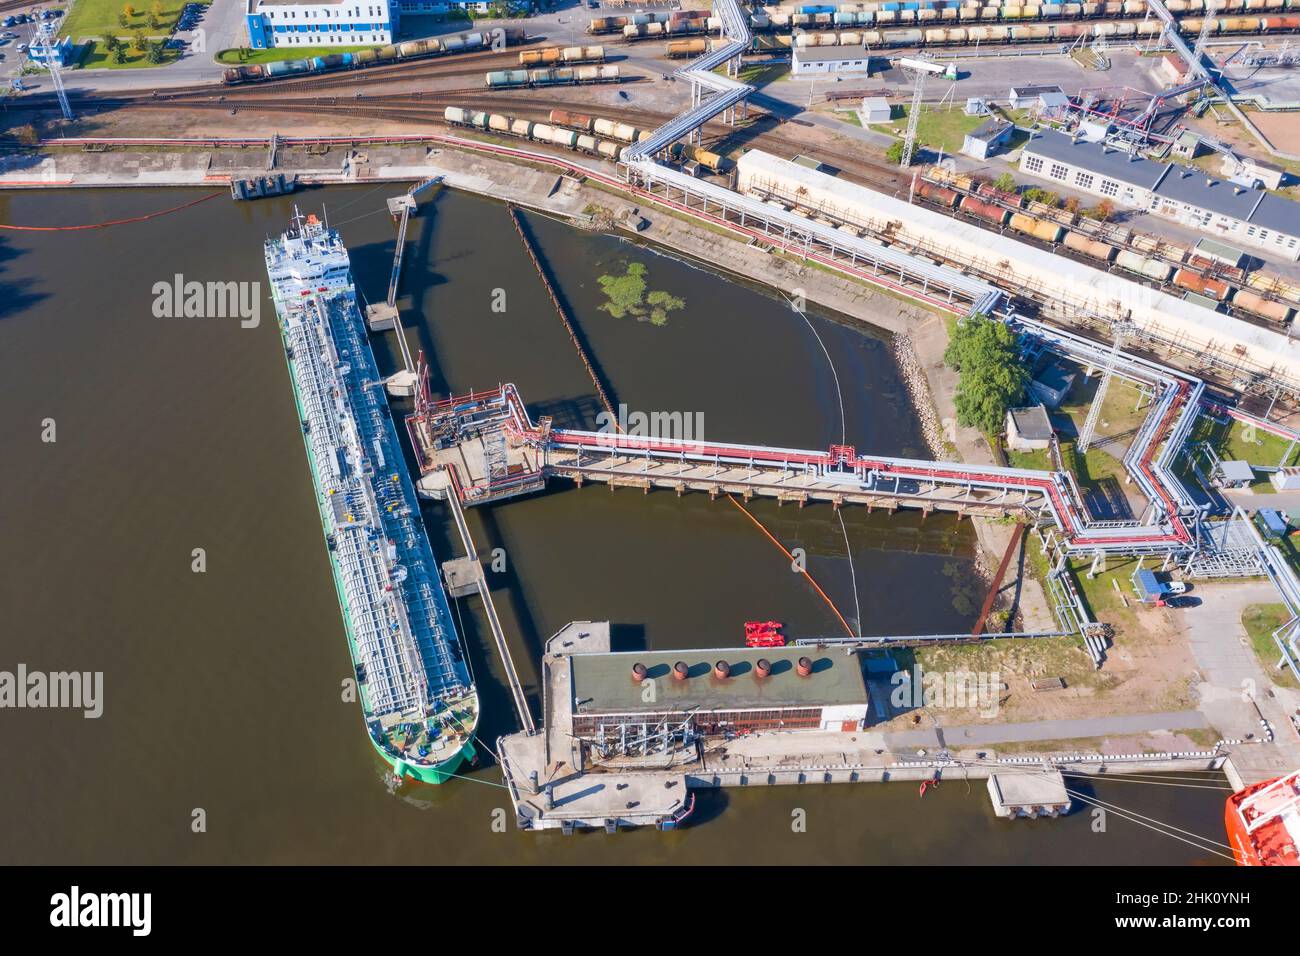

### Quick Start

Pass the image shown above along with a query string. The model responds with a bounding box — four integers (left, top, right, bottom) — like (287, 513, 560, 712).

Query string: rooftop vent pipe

(797, 656, 814, 678)
(672, 661, 689, 682)
(631, 662, 648, 683)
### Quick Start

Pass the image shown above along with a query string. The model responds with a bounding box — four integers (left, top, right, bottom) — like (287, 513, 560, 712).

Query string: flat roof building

(792, 45, 872, 76)
(1008, 84, 1065, 109)
(1018, 130, 1300, 262)
(861, 95, 892, 124)
(569, 646, 871, 737)
(245, 0, 397, 49)
(961, 118, 1014, 160)
(1006, 404, 1053, 451)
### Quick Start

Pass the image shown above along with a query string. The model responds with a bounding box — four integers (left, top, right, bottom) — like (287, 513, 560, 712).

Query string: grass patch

(215, 45, 375, 65)
(62, 0, 206, 41)
(1241, 603, 1300, 690)
(1068, 555, 1144, 636)
(78, 37, 180, 69)
(885, 104, 988, 154)
(1006, 446, 1050, 471)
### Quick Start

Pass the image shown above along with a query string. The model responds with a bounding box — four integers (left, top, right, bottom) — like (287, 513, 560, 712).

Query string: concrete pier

(497, 621, 1226, 833)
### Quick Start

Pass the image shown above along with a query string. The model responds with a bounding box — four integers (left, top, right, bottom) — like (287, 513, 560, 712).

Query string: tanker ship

(1225, 769, 1299, 866)
(265, 209, 478, 785)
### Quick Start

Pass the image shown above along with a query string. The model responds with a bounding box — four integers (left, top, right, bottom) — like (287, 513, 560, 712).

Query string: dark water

(0, 186, 1229, 864)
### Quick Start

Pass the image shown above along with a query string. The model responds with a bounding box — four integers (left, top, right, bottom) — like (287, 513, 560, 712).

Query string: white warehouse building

(245, 0, 397, 49)
(1017, 130, 1300, 262)
(734, 148, 1300, 391)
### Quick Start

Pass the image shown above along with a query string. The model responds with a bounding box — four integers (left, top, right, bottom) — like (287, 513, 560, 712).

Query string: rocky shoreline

(892, 332, 947, 461)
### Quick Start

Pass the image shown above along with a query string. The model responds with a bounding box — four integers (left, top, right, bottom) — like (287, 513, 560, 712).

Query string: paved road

(1181, 579, 1300, 784)
(883, 710, 1210, 750)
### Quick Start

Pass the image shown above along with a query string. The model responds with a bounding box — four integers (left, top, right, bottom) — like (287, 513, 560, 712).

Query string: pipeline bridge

(406, 315, 1218, 555)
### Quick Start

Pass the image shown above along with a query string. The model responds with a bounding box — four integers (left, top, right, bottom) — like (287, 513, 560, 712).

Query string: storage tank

(1063, 231, 1117, 262)
(577, 134, 599, 153)
(1232, 288, 1295, 323)
(444, 106, 469, 125)
(1116, 249, 1174, 282)
(511, 119, 534, 137)
(488, 114, 511, 133)
(1010, 212, 1065, 243)
(960, 196, 1010, 225)
(1173, 268, 1231, 299)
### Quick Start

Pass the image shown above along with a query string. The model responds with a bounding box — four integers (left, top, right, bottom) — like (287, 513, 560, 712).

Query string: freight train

(588, 1, 1300, 34)
(485, 65, 621, 89)
(542, 109, 727, 171)
(915, 177, 1297, 323)
(444, 106, 729, 172)
(518, 44, 606, 66)
(444, 106, 631, 159)
(757, 15, 1300, 47)
(222, 28, 527, 85)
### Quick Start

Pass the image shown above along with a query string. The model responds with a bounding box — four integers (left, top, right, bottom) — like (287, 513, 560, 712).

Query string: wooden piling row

(508, 205, 618, 423)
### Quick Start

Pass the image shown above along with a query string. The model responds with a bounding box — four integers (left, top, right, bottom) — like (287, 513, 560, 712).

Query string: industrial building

(791, 45, 871, 76)
(961, 118, 1014, 160)
(568, 647, 871, 739)
(1006, 405, 1053, 452)
(1018, 130, 1300, 262)
(860, 96, 891, 124)
(734, 149, 1300, 391)
(244, 0, 397, 49)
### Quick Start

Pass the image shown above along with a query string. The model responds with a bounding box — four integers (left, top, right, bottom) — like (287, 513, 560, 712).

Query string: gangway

(442, 475, 536, 735)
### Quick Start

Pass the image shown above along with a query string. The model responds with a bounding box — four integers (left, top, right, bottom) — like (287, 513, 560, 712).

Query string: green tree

(113, 45, 127, 64)
(104, 35, 121, 51)
(131, 29, 146, 52)
(146, 39, 165, 64)
(117, 11, 129, 27)
(885, 140, 908, 165)
(992, 172, 1016, 193)
(943, 314, 1029, 436)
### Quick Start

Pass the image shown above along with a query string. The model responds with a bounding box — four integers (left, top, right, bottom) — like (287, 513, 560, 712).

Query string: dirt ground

(871, 590, 1200, 730)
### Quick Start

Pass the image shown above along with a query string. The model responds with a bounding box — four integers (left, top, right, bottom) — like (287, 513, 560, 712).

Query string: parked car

(1167, 581, 1187, 595)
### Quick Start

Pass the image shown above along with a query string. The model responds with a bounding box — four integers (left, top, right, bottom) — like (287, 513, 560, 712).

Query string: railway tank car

(222, 28, 526, 85)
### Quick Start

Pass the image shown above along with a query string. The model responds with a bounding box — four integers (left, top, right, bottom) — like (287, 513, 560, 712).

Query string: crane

(899, 65, 927, 169)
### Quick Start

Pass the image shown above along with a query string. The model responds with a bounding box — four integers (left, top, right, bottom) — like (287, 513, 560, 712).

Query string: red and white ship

(1225, 769, 1300, 866)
